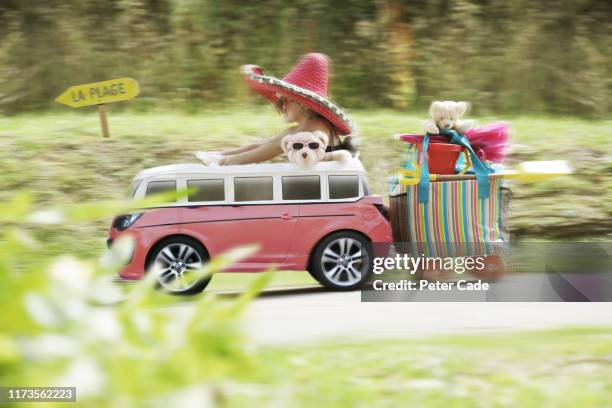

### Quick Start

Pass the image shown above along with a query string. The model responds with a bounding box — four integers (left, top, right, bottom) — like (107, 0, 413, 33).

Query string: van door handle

(280, 213, 292, 220)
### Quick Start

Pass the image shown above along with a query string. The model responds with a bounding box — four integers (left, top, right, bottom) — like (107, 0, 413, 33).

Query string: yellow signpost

(55, 77, 139, 137)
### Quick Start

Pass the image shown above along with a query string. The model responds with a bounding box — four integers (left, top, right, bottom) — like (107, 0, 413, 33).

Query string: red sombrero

(241, 53, 354, 135)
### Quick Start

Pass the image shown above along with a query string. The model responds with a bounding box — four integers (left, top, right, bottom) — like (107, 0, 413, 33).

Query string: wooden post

(98, 104, 110, 138)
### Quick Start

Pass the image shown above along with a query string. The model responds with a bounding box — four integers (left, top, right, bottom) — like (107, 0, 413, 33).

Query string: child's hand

(196, 151, 223, 166)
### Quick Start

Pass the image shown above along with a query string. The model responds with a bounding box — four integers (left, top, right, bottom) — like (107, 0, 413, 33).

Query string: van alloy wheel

(314, 233, 371, 289)
(152, 241, 206, 293)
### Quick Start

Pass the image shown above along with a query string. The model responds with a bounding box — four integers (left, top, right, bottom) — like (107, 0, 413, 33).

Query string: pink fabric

(464, 122, 510, 163)
(397, 121, 510, 163)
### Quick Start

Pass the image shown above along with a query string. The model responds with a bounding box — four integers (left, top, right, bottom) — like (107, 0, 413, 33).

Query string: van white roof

(134, 158, 366, 180)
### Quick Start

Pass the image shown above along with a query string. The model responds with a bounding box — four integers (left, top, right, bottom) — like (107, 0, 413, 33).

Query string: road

(190, 281, 612, 345)
(147, 270, 612, 345)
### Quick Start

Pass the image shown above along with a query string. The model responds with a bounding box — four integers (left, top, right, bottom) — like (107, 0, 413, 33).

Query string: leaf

(223, 270, 274, 319)
(0, 191, 32, 223)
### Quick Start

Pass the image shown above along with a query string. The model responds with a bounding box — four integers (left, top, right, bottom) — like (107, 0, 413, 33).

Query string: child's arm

(219, 143, 262, 155)
(221, 139, 284, 165)
(219, 126, 297, 156)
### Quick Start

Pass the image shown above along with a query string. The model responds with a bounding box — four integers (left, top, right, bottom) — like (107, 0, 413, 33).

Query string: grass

(198, 270, 318, 292)
(224, 327, 612, 407)
(0, 107, 610, 263)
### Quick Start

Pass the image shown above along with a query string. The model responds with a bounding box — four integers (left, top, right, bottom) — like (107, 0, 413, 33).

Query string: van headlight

(113, 213, 143, 231)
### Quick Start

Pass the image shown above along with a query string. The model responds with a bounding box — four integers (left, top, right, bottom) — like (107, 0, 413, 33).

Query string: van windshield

(362, 177, 371, 195)
(127, 180, 142, 199)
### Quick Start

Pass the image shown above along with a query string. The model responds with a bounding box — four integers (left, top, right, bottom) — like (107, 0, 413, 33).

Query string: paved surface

(158, 271, 612, 345)
(228, 287, 612, 345)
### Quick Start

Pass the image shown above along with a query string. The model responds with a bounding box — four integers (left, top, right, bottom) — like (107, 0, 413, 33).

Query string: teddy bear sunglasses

(292, 142, 323, 150)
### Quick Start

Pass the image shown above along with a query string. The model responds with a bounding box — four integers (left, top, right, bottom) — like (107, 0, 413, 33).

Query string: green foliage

(0, 191, 273, 406)
(0, 0, 609, 116)
(410, 0, 612, 117)
(232, 327, 612, 407)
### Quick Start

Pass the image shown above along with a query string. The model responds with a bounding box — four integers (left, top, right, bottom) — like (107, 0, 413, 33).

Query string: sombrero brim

(241, 65, 354, 135)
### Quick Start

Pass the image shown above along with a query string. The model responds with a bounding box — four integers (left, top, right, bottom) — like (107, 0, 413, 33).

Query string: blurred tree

(0, 0, 609, 116)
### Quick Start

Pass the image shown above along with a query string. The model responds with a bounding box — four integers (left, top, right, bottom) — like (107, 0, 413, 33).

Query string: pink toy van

(108, 160, 392, 294)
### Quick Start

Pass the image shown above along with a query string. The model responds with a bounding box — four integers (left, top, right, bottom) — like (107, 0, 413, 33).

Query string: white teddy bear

(423, 101, 474, 135)
(281, 131, 351, 166)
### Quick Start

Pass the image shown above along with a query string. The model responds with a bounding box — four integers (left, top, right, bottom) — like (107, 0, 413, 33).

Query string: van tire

(310, 231, 372, 291)
(146, 236, 211, 295)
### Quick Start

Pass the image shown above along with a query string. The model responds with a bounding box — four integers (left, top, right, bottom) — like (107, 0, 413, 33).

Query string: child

(198, 53, 356, 166)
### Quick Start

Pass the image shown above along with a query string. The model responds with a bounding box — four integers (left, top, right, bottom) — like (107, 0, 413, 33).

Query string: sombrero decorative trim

(241, 54, 354, 135)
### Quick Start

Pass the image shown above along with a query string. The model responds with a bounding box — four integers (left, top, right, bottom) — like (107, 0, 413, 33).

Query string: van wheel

(147, 237, 210, 295)
(310, 232, 372, 290)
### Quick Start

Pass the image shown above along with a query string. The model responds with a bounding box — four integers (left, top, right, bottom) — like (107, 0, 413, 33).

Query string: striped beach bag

(389, 130, 511, 258)
(389, 178, 511, 257)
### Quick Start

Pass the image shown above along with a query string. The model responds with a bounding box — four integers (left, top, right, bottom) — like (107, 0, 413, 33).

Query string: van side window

(188, 179, 225, 202)
(234, 177, 273, 202)
(328, 175, 359, 199)
(282, 176, 321, 200)
(145, 180, 176, 199)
